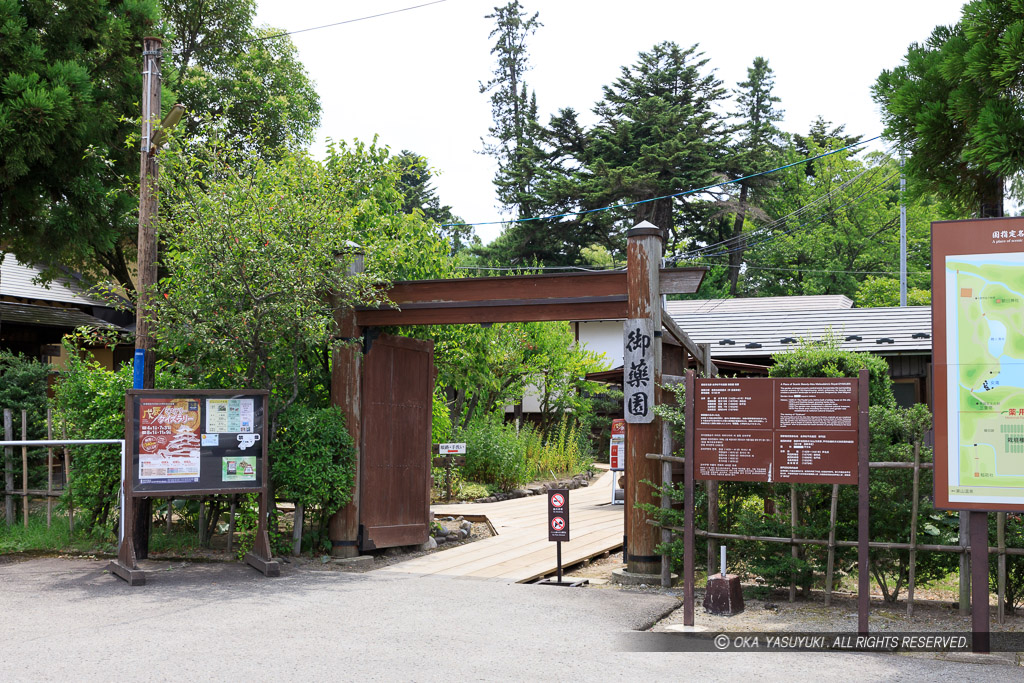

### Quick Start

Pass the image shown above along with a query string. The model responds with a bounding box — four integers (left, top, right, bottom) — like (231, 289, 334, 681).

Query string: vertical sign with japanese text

(624, 319, 654, 424)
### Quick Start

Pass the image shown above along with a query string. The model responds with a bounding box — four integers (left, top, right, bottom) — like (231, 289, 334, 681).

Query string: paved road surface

(0, 557, 1014, 681)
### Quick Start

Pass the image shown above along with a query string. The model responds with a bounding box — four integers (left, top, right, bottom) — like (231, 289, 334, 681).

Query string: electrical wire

(680, 170, 900, 261)
(677, 165, 875, 259)
(442, 135, 880, 228)
(742, 264, 930, 276)
(245, 0, 450, 44)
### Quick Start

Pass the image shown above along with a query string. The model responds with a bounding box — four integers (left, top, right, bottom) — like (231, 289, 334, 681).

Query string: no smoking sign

(547, 488, 570, 542)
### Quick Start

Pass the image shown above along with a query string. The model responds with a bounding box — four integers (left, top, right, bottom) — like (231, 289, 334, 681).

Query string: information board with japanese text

(128, 390, 267, 494)
(694, 378, 859, 484)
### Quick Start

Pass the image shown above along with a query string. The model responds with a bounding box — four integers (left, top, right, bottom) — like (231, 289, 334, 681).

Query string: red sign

(693, 378, 860, 484)
(611, 419, 626, 437)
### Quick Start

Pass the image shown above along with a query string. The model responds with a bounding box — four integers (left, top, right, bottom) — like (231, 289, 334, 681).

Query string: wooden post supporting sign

(624, 221, 663, 576)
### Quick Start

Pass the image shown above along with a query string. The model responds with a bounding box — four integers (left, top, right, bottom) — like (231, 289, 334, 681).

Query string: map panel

(946, 253, 1024, 506)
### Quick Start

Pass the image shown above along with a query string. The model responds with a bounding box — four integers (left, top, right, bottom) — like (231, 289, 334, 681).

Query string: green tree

(722, 57, 785, 296)
(480, 1, 543, 219)
(738, 129, 938, 298)
(0, 0, 321, 293)
(153, 131, 454, 432)
(161, 0, 321, 157)
(873, 0, 1024, 217)
(0, 0, 160, 288)
(532, 41, 729, 260)
(394, 150, 471, 249)
(854, 276, 931, 307)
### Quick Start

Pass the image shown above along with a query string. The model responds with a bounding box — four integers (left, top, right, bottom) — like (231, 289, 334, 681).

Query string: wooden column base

(245, 552, 280, 577)
(108, 560, 146, 586)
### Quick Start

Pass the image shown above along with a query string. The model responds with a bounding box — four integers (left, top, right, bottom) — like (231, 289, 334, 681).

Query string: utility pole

(133, 36, 162, 558)
(900, 155, 907, 307)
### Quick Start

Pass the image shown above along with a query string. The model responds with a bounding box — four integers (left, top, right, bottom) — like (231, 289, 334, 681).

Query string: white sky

(255, 0, 968, 244)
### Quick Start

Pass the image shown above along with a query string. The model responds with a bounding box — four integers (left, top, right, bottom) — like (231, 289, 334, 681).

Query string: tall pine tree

(873, 0, 1024, 217)
(575, 42, 728, 252)
(722, 57, 784, 295)
(479, 1, 543, 219)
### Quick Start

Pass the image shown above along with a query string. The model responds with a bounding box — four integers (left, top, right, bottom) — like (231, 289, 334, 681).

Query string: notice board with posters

(693, 377, 862, 484)
(933, 218, 1024, 512)
(129, 391, 266, 495)
(112, 389, 276, 585)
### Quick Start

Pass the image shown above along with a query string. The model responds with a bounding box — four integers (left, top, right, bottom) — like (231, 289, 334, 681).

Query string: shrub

(50, 346, 133, 536)
(459, 414, 531, 492)
(269, 404, 356, 553)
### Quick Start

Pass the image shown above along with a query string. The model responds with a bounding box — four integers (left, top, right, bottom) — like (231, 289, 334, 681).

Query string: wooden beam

(659, 268, 706, 295)
(661, 310, 717, 376)
(357, 298, 628, 326)
(354, 268, 705, 327)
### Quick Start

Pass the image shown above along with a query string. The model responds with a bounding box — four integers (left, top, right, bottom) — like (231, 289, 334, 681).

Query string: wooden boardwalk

(375, 469, 623, 583)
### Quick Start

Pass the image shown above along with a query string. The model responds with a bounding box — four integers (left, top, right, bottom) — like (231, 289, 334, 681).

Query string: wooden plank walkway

(375, 469, 624, 583)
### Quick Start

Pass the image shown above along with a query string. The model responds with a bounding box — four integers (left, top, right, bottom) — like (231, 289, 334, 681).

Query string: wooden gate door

(359, 333, 434, 550)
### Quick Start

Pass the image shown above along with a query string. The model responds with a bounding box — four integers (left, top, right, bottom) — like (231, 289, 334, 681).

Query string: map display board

(127, 390, 267, 495)
(693, 377, 860, 484)
(934, 218, 1024, 511)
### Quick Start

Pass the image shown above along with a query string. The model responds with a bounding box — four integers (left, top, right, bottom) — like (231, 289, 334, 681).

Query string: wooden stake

(293, 502, 304, 556)
(998, 511, 1006, 626)
(959, 512, 970, 616)
(790, 483, 798, 603)
(62, 419, 73, 534)
(825, 483, 839, 606)
(4, 409, 12, 525)
(683, 370, 695, 626)
(660, 420, 672, 588)
(227, 494, 236, 553)
(907, 439, 921, 616)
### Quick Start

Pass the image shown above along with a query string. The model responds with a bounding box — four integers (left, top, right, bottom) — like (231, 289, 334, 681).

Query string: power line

(678, 169, 900, 262)
(678, 166, 874, 259)
(442, 135, 880, 228)
(245, 1, 450, 44)
(742, 264, 930, 276)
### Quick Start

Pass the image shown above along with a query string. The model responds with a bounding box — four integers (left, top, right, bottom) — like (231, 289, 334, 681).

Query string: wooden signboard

(682, 370, 871, 636)
(693, 377, 859, 484)
(109, 389, 277, 585)
(623, 319, 655, 424)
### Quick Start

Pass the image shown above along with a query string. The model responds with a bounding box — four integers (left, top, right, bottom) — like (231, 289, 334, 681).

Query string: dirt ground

(555, 549, 1023, 665)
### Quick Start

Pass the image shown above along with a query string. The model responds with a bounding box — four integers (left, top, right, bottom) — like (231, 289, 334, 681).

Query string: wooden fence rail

(647, 451, 1020, 624)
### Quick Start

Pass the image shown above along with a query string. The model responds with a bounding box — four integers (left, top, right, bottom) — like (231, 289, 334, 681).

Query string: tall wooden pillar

(625, 222, 663, 575)
(328, 246, 364, 557)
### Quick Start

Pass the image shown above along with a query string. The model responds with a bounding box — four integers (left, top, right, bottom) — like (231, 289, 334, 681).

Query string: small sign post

(433, 443, 467, 502)
(538, 488, 587, 587)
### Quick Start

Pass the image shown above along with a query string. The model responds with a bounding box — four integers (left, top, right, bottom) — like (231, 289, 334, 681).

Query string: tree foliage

(479, 1, 543, 220)
(0, 0, 321, 291)
(161, 0, 321, 157)
(152, 130, 454, 430)
(0, 0, 160, 288)
(873, 0, 1024, 217)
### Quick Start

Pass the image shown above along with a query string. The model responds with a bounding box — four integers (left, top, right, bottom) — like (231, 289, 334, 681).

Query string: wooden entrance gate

(359, 333, 434, 551)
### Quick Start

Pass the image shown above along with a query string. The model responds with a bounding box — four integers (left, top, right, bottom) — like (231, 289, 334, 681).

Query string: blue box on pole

(133, 349, 145, 389)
